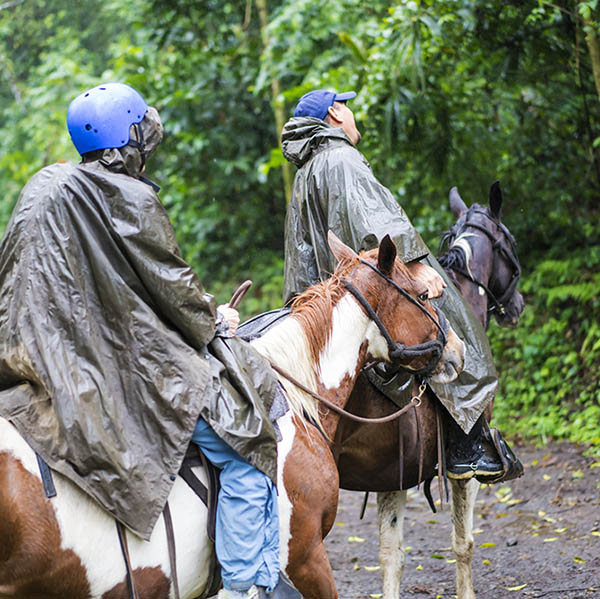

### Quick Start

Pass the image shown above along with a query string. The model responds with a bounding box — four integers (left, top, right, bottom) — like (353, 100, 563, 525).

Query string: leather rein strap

(269, 360, 426, 424)
(116, 522, 139, 599)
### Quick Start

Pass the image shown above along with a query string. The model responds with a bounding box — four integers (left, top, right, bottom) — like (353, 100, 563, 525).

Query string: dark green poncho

(0, 153, 278, 539)
(282, 116, 497, 433)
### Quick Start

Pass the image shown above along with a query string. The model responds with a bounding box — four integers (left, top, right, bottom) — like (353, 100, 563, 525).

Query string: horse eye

(418, 292, 428, 302)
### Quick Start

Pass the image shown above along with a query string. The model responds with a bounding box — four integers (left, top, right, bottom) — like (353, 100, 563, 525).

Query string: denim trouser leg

(191, 418, 279, 592)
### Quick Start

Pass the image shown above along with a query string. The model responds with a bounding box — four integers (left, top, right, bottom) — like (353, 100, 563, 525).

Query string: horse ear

(328, 230, 358, 264)
(377, 234, 397, 274)
(449, 187, 467, 218)
(489, 180, 503, 220)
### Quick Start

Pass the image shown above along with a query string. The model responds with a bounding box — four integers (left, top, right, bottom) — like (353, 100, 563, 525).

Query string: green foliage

(489, 246, 600, 456)
(0, 0, 599, 451)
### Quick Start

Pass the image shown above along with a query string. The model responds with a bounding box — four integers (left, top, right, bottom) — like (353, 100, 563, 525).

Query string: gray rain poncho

(282, 116, 497, 433)
(0, 111, 278, 540)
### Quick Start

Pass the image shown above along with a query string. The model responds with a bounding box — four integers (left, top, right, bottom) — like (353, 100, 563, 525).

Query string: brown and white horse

(0, 233, 464, 599)
(334, 182, 524, 599)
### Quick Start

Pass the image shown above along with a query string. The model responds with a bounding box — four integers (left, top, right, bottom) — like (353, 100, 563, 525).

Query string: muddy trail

(325, 441, 600, 599)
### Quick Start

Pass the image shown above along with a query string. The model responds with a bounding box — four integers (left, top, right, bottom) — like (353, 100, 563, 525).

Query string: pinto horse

(0, 233, 465, 599)
(333, 182, 524, 599)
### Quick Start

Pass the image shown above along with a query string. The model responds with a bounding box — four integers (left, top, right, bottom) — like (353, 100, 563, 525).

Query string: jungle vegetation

(1, 0, 598, 454)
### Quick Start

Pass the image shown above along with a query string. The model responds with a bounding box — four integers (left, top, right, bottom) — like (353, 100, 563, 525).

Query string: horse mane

(438, 232, 476, 278)
(438, 204, 490, 278)
(290, 254, 356, 366)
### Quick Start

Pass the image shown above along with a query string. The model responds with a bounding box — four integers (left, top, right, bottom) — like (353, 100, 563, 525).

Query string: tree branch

(0, 0, 25, 11)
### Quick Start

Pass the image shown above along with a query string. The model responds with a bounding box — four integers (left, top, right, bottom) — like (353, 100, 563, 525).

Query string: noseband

(342, 258, 449, 378)
(440, 207, 521, 318)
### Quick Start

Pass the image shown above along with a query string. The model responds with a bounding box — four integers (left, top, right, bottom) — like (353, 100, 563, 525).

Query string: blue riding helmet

(67, 83, 148, 155)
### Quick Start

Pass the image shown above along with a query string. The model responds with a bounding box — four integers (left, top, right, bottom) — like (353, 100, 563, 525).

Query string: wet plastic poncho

(281, 116, 497, 433)
(0, 144, 278, 540)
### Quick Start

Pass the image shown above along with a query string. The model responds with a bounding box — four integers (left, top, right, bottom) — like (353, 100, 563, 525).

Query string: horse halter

(342, 258, 449, 379)
(440, 207, 521, 318)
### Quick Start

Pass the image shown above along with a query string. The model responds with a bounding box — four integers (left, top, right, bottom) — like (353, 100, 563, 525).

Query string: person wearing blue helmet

(281, 90, 522, 484)
(0, 82, 295, 599)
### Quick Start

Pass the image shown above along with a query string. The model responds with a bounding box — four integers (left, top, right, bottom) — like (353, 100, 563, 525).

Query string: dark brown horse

(0, 234, 465, 599)
(333, 182, 524, 599)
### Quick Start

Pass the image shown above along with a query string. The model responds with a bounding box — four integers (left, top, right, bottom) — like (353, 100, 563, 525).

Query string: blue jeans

(191, 418, 279, 592)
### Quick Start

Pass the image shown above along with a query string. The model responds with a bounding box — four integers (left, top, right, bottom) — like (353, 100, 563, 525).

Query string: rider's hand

(407, 263, 447, 299)
(217, 304, 240, 334)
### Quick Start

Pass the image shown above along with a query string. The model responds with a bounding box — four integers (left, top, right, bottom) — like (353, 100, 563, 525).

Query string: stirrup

(475, 428, 524, 484)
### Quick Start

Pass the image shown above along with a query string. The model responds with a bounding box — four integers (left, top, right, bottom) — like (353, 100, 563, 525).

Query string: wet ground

(325, 441, 600, 598)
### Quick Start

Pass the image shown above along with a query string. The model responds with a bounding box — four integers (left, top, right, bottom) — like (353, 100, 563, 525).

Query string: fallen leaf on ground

(364, 566, 380, 571)
(574, 556, 586, 563)
(369, 594, 382, 598)
(505, 583, 528, 591)
(336, 521, 345, 526)
(480, 542, 496, 548)
(543, 537, 559, 542)
(348, 536, 366, 543)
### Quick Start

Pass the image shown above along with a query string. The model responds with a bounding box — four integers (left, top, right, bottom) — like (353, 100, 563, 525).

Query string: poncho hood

(282, 116, 352, 168)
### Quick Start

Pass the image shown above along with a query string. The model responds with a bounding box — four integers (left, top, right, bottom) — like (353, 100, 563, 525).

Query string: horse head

(327, 231, 465, 385)
(441, 181, 524, 328)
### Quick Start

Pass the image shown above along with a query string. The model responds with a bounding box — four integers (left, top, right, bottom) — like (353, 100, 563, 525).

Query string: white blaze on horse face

(318, 294, 389, 389)
(276, 410, 296, 572)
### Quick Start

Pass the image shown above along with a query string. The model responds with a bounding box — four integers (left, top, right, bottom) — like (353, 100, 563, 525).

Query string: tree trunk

(583, 12, 600, 101)
(255, 0, 293, 205)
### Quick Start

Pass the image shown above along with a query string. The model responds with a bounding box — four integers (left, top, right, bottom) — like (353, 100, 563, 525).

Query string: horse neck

(251, 293, 381, 439)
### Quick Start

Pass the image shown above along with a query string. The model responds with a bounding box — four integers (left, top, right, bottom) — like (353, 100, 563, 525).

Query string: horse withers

(0, 233, 464, 599)
(333, 182, 524, 599)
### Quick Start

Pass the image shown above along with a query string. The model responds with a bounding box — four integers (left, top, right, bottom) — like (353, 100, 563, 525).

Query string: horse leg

(377, 490, 407, 599)
(280, 417, 339, 599)
(450, 478, 480, 599)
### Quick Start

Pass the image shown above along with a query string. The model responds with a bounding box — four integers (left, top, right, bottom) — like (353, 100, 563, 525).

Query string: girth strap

(116, 521, 139, 599)
(35, 453, 56, 499)
(163, 502, 181, 599)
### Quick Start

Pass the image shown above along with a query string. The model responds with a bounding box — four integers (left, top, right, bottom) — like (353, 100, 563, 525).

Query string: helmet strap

(127, 122, 147, 171)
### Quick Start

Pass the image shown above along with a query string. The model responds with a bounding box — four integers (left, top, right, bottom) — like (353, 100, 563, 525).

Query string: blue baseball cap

(294, 89, 357, 120)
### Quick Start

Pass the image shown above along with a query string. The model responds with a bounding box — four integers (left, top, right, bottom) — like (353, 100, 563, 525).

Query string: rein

(269, 359, 427, 424)
(440, 207, 521, 317)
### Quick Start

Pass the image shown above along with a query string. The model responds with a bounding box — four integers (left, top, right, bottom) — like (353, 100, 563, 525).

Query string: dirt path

(325, 441, 600, 598)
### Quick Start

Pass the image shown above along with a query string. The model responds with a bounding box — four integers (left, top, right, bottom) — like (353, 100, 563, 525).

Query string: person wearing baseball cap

(291, 89, 361, 145)
(281, 88, 521, 485)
